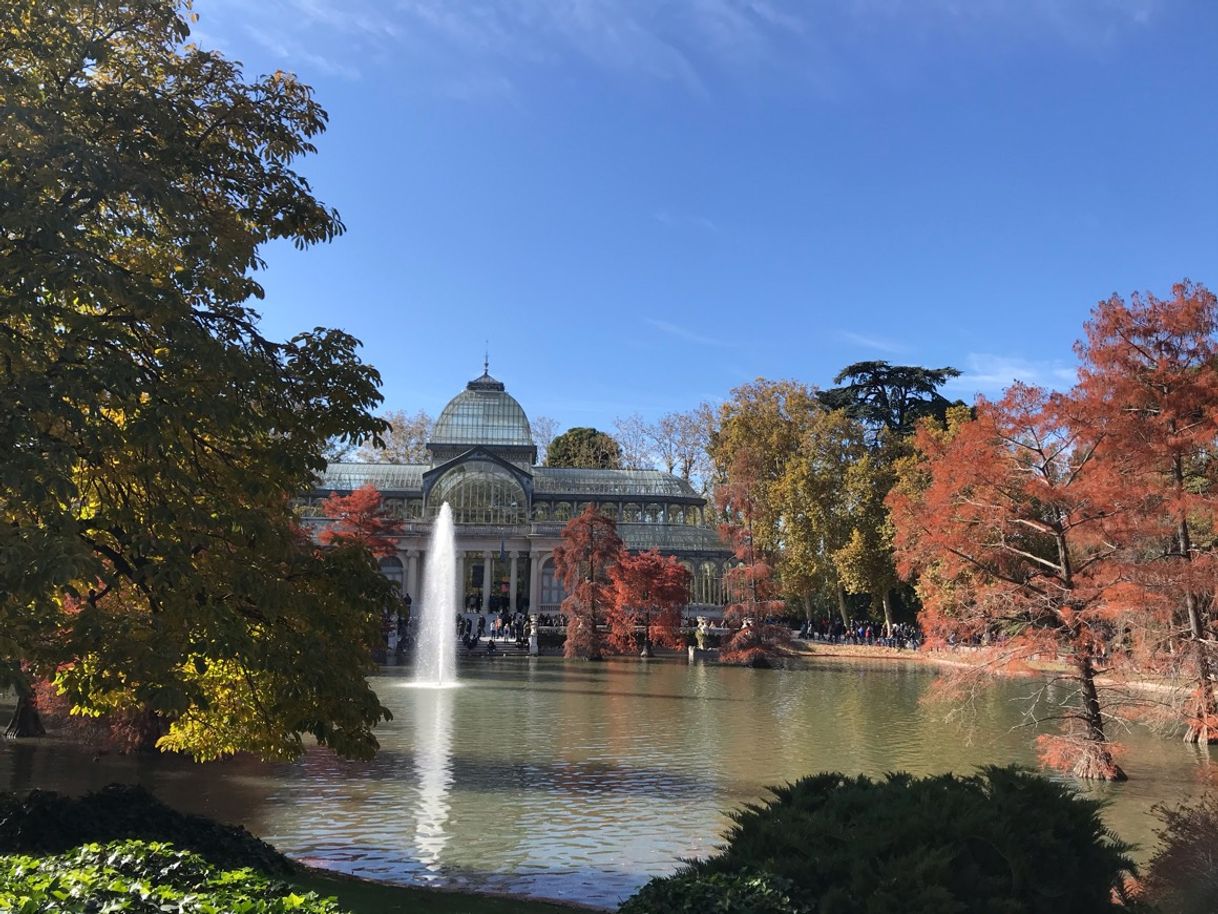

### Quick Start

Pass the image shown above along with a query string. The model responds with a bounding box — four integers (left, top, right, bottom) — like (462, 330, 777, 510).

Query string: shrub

(1140, 793, 1218, 914)
(0, 784, 292, 875)
(621, 766, 1136, 914)
(0, 840, 346, 914)
(619, 870, 808, 914)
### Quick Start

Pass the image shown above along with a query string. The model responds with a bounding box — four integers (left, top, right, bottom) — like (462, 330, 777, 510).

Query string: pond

(1, 657, 1212, 909)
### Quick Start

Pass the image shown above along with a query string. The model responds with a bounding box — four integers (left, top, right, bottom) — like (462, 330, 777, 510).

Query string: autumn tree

(1074, 280, 1218, 743)
(0, 0, 396, 757)
(553, 505, 624, 660)
(833, 450, 901, 636)
(608, 550, 691, 656)
(889, 387, 1129, 780)
(319, 485, 401, 557)
(710, 379, 821, 577)
(545, 427, 623, 469)
(353, 409, 432, 464)
(716, 451, 791, 666)
(772, 408, 868, 625)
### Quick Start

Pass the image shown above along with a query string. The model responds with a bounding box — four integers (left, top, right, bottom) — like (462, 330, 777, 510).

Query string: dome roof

(431, 369, 534, 448)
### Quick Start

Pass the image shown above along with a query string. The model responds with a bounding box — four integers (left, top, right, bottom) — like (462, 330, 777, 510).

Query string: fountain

(413, 502, 458, 686)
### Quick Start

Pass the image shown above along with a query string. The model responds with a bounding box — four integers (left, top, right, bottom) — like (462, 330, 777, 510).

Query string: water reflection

(411, 686, 454, 877)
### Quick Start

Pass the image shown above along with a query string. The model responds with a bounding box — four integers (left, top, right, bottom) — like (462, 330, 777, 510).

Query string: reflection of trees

(0, 739, 276, 834)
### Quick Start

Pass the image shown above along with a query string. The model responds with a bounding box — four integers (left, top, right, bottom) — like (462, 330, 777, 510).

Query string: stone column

(482, 550, 492, 613)
(458, 551, 467, 611)
(406, 550, 419, 602)
(528, 553, 541, 614)
(528, 553, 542, 655)
(509, 552, 519, 612)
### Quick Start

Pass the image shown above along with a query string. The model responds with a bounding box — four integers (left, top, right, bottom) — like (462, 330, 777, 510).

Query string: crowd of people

(457, 610, 531, 651)
(797, 617, 922, 650)
(387, 595, 923, 657)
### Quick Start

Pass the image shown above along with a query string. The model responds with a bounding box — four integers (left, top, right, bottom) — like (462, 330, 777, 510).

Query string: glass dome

(430, 370, 534, 448)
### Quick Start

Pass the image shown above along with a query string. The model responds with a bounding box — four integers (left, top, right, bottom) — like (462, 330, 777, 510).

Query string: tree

(616, 406, 716, 490)
(832, 450, 901, 636)
(609, 550, 690, 656)
(818, 361, 962, 441)
(319, 485, 401, 557)
(613, 413, 655, 471)
(353, 409, 432, 464)
(1074, 280, 1218, 744)
(544, 427, 623, 469)
(530, 415, 559, 464)
(889, 386, 1130, 780)
(771, 408, 868, 625)
(553, 505, 624, 660)
(709, 379, 822, 566)
(0, 0, 395, 758)
(717, 451, 791, 666)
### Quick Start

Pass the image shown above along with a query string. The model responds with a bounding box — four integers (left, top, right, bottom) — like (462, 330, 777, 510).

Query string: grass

(292, 867, 596, 914)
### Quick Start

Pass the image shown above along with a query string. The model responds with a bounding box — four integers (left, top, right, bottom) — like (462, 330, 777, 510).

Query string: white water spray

(414, 502, 458, 686)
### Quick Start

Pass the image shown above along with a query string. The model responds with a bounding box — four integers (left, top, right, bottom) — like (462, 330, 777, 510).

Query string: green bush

(0, 784, 293, 875)
(621, 766, 1136, 914)
(620, 870, 808, 914)
(0, 840, 346, 914)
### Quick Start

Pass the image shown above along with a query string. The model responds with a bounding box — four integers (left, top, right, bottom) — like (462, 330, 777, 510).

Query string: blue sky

(194, 0, 1217, 430)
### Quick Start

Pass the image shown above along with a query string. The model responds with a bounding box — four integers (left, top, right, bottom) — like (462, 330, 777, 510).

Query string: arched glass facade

(430, 461, 526, 525)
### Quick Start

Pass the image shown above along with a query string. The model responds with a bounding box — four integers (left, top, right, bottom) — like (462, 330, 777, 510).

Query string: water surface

(1, 658, 1211, 908)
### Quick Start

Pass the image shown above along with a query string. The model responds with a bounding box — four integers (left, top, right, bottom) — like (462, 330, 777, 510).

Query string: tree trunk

(1175, 466, 1217, 743)
(5, 693, 45, 739)
(1074, 654, 1126, 781)
(1182, 603, 1217, 744)
(880, 590, 894, 639)
(835, 584, 849, 627)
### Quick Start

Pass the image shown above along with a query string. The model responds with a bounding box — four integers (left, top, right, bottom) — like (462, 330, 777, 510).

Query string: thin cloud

(945, 352, 1078, 398)
(838, 330, 907, 355)
(204, 0, 1161, 98)
(242, 24, 362, 79)
(646, 319, 733, 348)
(652, 209, 719, 232)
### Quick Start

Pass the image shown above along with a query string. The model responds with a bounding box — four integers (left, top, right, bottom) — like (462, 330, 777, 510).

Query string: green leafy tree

(544, 426, 623, 469)
(818, 361, 963, 440)
(0, 0, 395, 759)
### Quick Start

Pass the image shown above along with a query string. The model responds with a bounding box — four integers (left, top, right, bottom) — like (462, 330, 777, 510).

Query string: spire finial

(484, 342, 489, 374)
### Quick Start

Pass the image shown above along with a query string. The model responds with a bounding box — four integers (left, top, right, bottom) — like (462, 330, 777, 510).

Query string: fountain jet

(414, 502, 458, 686)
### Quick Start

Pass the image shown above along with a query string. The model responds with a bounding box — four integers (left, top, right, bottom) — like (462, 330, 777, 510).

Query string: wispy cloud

(652, 209, 718, 232)
(243, 24, 362, 79)
(946, 352, 1077, 398)
(837, 330, 907, 354)
(202, 0, 1161, 94)
(646, 318, 733, 347)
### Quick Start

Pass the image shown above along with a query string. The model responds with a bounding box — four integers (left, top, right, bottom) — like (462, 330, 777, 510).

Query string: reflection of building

(306, 367, 731, 617)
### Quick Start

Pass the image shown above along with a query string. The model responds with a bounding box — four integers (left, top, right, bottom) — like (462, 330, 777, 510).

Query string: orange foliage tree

(319, 484, 400, 557)
(608, 550, 691, 656)
(889, 386, 1130, 780)
(1074, 280, 1218, 744)
(554, 505, 624, 660)
(716, 450, 791, 667)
